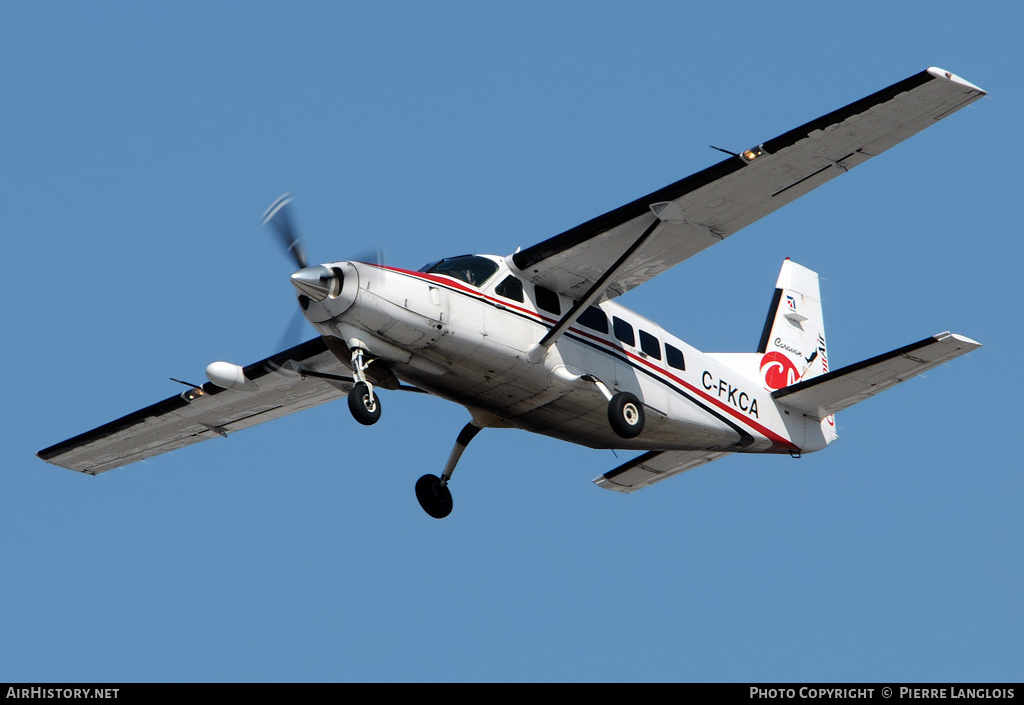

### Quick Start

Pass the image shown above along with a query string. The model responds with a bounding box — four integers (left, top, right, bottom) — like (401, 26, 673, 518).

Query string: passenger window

(612, 317, 635, 346)
(639, 330, 662, 360)
(576, 305, 608, 333)
(666, 343, 686, 370)
(535, 286, 561, 315)
(495, 275, 524, 303)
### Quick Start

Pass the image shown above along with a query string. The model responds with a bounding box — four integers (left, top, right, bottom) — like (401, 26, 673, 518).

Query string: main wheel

(415, 474, 453, 519)
(608, 391, 645, 439)
(348, 382, 381, 425)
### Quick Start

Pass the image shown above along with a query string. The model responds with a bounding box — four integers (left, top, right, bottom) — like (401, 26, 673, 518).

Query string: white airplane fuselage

(301, 255, 835, 457)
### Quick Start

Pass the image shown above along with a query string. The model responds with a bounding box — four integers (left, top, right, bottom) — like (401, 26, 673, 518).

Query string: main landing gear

(581, 375, 646, 439)
(416, 422, 482, 519)
(347, 348, 381, 426)
(608, 391, 645, 439)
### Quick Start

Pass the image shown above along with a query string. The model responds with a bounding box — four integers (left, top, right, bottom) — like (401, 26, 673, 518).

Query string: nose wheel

(348, 382, 381, 425)
(347, 348, 382, 425)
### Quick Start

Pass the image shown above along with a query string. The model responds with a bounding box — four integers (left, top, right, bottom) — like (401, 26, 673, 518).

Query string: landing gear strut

(416, 422, 482, 519)
(347, 348, 381, 425)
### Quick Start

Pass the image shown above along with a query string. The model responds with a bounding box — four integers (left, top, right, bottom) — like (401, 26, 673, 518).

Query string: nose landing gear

(347, 348, 381, 426)
(348, 382, 381, 425)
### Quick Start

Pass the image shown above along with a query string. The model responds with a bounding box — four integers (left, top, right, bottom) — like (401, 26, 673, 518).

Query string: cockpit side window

(495, 275, 524, 302)
(421, 255, 499, 288)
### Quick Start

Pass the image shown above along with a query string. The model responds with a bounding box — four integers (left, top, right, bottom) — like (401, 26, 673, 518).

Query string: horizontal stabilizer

(771, 332, 981, 420)
(594, 449, 732, 493)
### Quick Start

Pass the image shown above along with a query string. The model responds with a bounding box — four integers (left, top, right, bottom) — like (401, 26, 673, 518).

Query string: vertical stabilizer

(756, 259, 830, 392)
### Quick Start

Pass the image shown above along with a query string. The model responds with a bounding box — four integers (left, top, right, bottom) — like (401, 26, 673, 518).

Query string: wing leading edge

(37, 338, 357, 475)
(511, 68, 986, 302)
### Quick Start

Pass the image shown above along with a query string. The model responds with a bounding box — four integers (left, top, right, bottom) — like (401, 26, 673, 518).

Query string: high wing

(772, 332, 981, 420)
(594, 449, 733, 493)
(511, 68, 985, 302)
(37, 338, 362, 475)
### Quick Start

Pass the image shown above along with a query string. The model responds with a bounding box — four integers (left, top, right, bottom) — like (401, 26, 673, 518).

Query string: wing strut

(528, 203, 678, 358)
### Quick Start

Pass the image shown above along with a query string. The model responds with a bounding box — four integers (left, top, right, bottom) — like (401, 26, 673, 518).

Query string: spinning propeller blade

(352, 245, 386, 267)
(262, 193, 308, 270)
(260, 192, 386, 350)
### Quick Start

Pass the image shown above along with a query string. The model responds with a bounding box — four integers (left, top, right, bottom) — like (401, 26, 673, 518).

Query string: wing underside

(772, 332, 981, 420)
(594, 449, 733, 493)
(37, 338, 357, 475)
(512, 68, 985, 301)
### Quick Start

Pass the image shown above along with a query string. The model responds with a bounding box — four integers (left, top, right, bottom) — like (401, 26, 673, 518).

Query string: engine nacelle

(206, 361, 258, 392)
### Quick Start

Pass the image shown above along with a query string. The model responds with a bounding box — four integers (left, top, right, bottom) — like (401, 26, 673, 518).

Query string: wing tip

(593, 475, 637, 493)
(927, 67, 987, 95)
(934, 331, 983, 350)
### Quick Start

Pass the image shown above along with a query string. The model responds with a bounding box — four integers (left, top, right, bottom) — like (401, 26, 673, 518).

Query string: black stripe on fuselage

(387, 269, 757, 448)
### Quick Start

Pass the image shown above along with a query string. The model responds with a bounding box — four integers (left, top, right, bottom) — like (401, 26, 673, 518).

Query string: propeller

(262, 192, 386, 270)
(262, 192, 316, 351)
(261, 192, 387, 350)
(262, 193, 308, 270)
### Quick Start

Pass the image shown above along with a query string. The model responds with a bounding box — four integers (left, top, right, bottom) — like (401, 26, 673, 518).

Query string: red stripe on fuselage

(370, 264, 798, 451)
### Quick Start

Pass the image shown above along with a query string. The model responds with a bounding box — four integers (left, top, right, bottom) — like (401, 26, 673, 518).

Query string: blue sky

(2, 1, 1019, 683)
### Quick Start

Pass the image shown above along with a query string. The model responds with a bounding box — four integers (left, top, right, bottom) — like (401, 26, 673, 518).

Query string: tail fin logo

(760, 351, 800, 390)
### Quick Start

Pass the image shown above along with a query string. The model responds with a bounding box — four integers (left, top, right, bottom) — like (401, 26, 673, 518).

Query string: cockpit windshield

(420, 255, 499, 288)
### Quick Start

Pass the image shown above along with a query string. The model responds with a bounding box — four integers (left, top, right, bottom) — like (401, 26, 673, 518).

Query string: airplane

(37, 67, 986, 519)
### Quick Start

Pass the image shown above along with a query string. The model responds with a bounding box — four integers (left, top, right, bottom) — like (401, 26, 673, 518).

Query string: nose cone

(290, 265, 333, 301)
